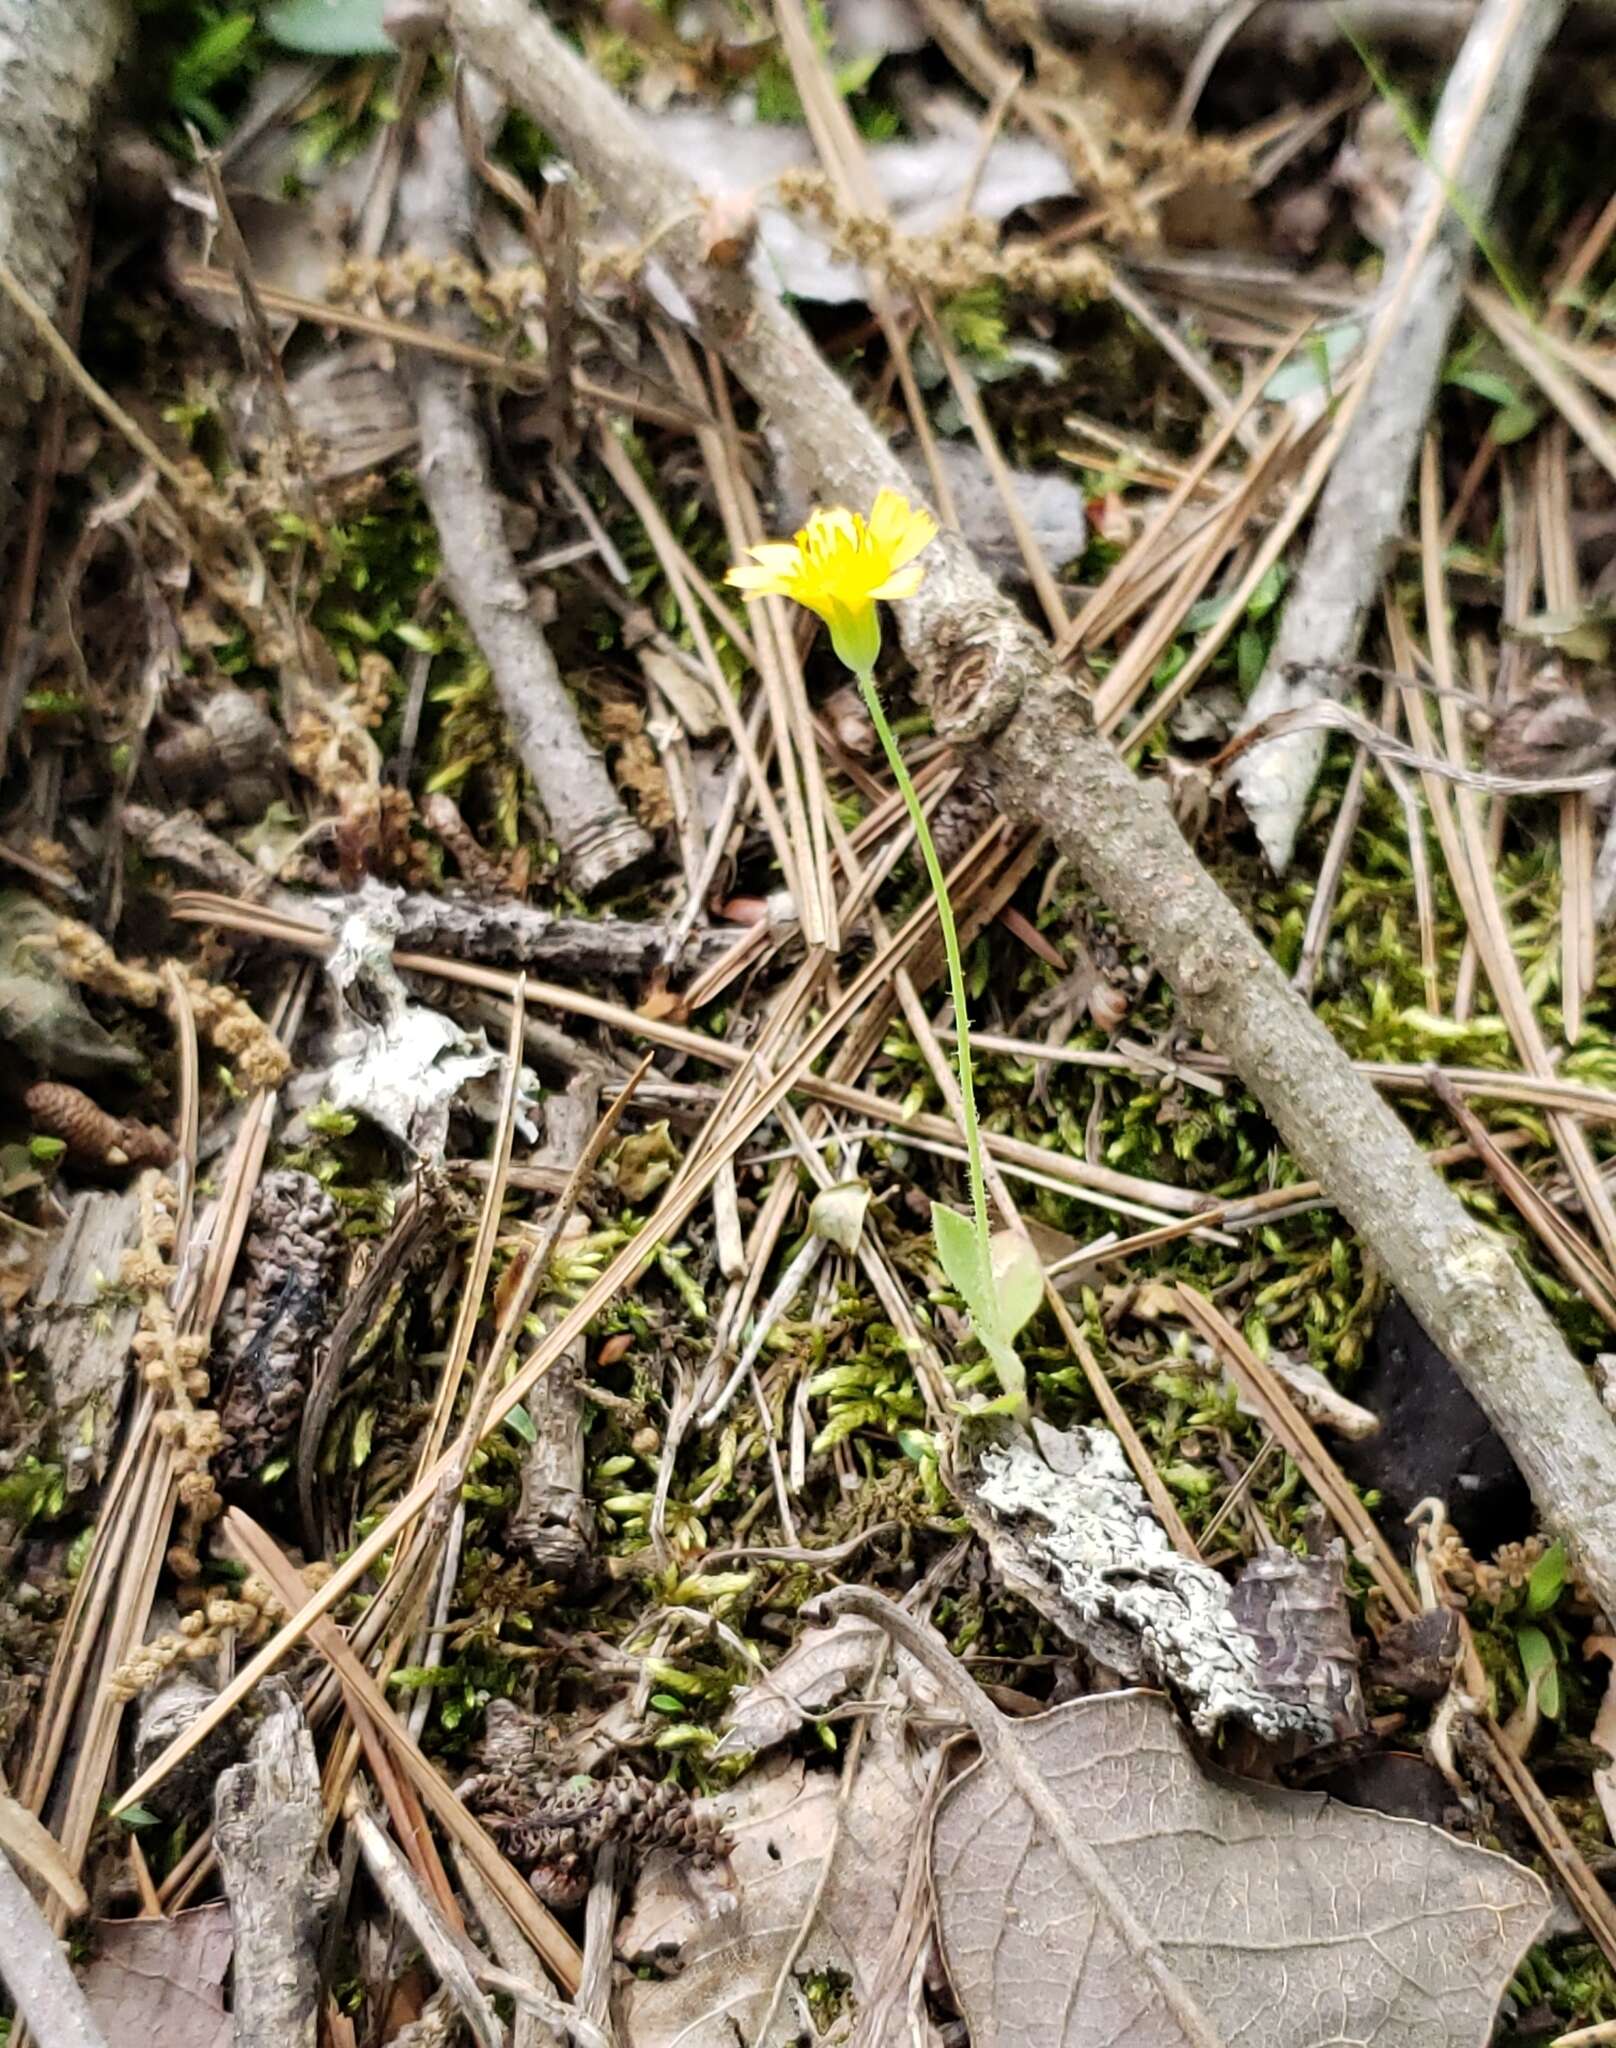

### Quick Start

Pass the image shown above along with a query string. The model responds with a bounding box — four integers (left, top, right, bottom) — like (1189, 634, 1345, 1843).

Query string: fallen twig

(1233, 0, 1566, 870)
(396, 94, 649, 894)
(443, 0, 1616, 1620)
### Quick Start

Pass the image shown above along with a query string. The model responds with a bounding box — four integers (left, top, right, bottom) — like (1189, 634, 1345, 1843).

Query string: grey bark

(1038, 0, 1600, 55)
(510, 1083, 597, 1581)
(25, 1186, 143, 1493)
(0, 0, 124, 530)
(0, 1848, 108, 2048)
(1233, 0, 1566, 873)
(395, 96, 650, 896)
(214, 1687, 335, 2048)
(445, 0, 1616, 1619)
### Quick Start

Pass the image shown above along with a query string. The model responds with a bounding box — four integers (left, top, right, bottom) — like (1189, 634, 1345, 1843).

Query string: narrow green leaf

(264, 0, 396, 54)
(1516, 1625, 1561, 1718)
(1524, 1541, 1566, 1616)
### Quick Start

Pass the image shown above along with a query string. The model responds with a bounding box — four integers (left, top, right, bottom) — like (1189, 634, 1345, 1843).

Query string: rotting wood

(395, 91, 650, 896)
(1233, 0, 1567, 872)
(214, 1685, 335, 2048)
(24, 1185, 144, 1494)
(441, 0, 1616, 1619)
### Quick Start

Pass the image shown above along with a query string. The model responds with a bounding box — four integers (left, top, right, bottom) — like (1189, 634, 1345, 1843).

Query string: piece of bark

(0, 1845, 109, 2048)
(394, 96, 649, 896)
(130, 1602, 234, 1821)
(510, 1084, 598, 1582)
(25, 1185, 144, 1493)
(214, 1686, 335, 2048)
(216, 1169, 342, 1487)
(0, 0, 124, 533)
(963, 1422, 1335, 1740)
(444, 0, 1616, 1623)
(1232, 0, 1566, 872)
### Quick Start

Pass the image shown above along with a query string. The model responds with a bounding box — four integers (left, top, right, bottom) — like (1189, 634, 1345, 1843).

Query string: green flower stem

(853, 664, 994, 1288)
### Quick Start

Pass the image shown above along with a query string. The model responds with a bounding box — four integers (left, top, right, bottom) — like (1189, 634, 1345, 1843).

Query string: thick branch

(396, 97, 650, 895)
(445, 0, 1616, 1616)
(1234, 0, 1566, 872)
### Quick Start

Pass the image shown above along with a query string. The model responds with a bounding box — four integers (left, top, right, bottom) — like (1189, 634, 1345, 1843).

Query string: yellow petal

(867, 488, 938, 570)
(870, 564, 925, 601)
(726, 562, 795, 594)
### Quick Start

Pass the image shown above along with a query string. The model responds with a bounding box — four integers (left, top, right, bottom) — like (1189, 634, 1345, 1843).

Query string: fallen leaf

(712, 1616, 886, 1759)
(606, 1121, 679, 1203)
(933, 1689, 1547, 2048)
(616, 1732, 926, 2047)
(82, 1904, 234, 2048)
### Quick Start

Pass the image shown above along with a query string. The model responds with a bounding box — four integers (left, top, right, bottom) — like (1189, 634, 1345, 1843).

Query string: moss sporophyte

(727, 490, 1039, 1414)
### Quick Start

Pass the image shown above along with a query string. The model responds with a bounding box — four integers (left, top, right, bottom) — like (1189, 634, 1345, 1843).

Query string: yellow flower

(725, 487, 938, 672)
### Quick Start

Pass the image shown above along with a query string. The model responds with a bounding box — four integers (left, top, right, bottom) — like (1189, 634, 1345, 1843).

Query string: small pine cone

(630, 1779, 732, 1868)
(929, 774, 999, 875)
(26, 1082, 175, 1169)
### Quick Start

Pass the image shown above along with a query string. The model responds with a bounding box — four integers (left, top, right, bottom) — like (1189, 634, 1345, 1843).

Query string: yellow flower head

(725, 487, 938, 673)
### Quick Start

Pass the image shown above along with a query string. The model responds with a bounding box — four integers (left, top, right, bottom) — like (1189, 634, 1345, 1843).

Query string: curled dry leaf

(933, 1689, 1547, 2048)
(711, 1614, 886, 1760)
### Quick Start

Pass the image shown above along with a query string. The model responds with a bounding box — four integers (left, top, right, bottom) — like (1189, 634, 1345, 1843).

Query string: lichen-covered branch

(445, 0, 1616, 1616)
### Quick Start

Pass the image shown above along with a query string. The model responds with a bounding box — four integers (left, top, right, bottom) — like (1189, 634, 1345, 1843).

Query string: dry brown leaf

(933, 1689, 1547, 2048)
(615, 1731, 926, 2047)
(712, 1616, 886, 1760)
(82, 1903, 234, 2048)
